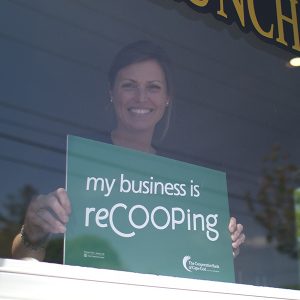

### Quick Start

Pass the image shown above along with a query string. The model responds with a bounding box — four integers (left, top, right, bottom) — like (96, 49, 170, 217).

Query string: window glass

(0, 0, 299, 289)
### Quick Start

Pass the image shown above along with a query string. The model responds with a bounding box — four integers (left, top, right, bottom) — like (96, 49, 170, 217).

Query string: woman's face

(111, 59, 169, 134)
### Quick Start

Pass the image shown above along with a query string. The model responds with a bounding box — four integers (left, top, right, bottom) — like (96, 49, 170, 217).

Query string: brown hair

(108, 40, 174, 140)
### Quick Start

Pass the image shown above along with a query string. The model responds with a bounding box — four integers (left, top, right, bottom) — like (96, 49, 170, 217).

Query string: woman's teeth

(129, 108, 152, 114)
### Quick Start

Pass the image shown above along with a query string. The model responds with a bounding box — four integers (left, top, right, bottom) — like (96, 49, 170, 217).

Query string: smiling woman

(108, 40, 173, 153)
(11, 39, 245, 264)
(110, 59, 170, 153)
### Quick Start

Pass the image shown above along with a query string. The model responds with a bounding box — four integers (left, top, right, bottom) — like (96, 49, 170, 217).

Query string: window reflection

(0, 0, 299, 289)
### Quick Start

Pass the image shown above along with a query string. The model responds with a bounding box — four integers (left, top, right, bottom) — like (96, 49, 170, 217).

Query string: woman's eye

(121, 82, 137, 89)
(148, 85, 161, 92)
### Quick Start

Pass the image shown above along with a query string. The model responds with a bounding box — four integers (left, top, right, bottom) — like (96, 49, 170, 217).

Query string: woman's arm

(12, 232, 46, 261)
(11, 188, 71, 261)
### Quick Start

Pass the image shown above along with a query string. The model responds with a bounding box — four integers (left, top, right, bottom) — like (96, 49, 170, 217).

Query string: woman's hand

(23, 188, 71, 243)
(228, 217, 245, 258)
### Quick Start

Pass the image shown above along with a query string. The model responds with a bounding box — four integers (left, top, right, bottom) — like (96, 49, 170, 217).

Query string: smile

(128, 108, 153, 115)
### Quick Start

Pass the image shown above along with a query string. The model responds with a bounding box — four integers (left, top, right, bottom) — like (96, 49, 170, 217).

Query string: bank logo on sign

(182, 255, 192, 272)
(182, 255, 221, 273)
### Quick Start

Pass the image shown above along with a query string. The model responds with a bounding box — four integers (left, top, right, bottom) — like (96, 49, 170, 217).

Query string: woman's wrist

(20, 225, 50, 251)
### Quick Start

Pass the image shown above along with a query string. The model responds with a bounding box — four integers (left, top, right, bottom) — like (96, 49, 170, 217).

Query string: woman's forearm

(11, 233, 46, 261)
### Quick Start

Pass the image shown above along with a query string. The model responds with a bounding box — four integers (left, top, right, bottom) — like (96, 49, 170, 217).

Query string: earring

(110, 97, 113, 103)
(166, 101, 169, 106)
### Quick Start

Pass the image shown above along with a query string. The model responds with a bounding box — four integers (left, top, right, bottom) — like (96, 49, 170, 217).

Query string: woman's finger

(231, 223, 244, 242)
(35, 208, 67, 234)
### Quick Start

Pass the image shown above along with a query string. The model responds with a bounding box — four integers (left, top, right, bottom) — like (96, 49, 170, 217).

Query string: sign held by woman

(64, 135, 235, 282)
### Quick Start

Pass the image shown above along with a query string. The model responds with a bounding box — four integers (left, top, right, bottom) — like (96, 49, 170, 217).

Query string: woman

(12, 40, 245, 261)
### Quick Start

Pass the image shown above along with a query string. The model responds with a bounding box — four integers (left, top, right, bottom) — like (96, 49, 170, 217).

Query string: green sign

(64, 135, 235, 282)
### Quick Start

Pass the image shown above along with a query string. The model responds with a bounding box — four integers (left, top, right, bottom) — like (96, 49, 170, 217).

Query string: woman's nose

(136, 87, 148, 102)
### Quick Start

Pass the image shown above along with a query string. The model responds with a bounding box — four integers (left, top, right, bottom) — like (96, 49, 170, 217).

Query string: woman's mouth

(128, 108, 153, 115)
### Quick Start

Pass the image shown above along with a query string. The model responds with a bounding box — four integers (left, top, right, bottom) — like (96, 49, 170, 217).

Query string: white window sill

(0, 258, 299, 300)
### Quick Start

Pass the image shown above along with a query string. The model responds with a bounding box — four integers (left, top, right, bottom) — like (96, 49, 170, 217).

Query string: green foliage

(246, 144, 300, 258)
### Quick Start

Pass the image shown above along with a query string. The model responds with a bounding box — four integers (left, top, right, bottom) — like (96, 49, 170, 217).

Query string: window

(0, 0, 299, 289)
